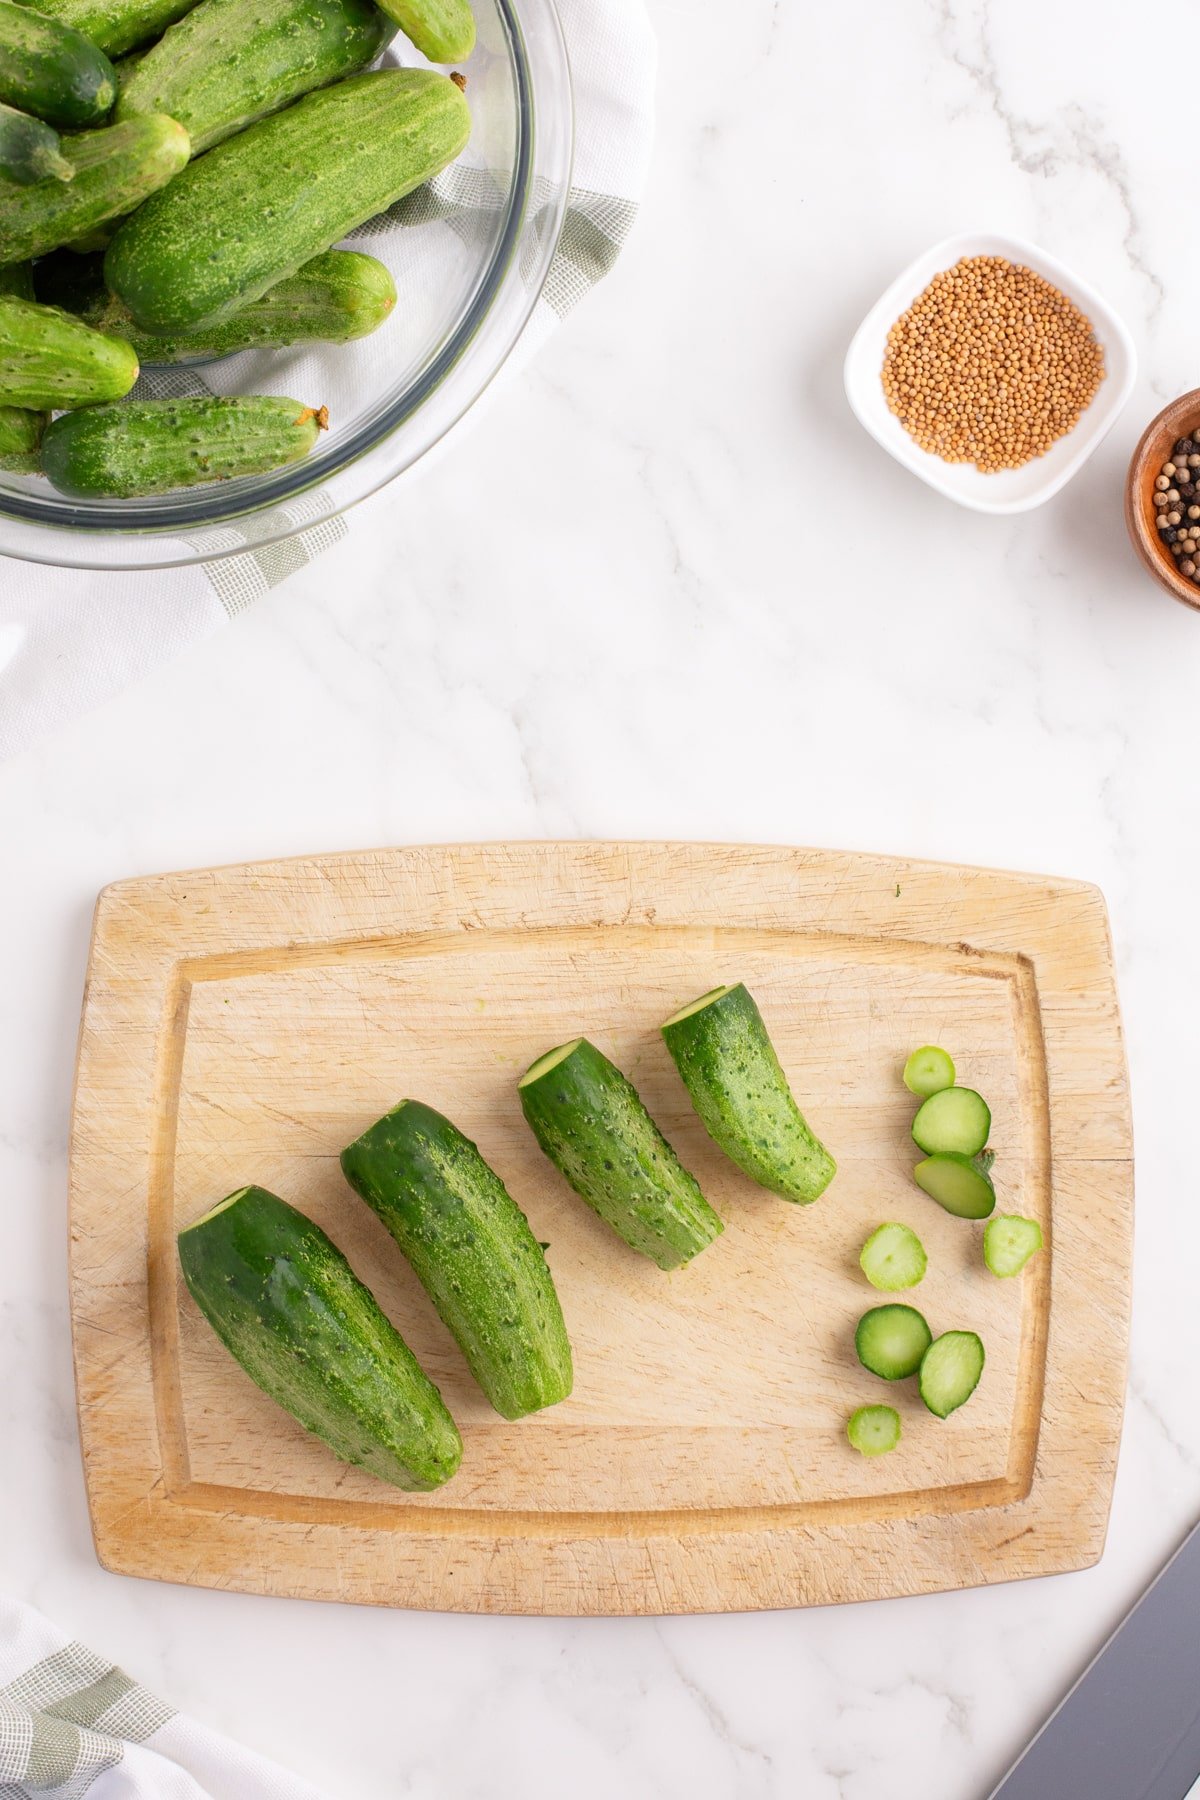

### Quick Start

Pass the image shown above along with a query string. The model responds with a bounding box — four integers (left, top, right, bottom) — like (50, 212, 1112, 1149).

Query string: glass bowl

(0, 0, 574, 571)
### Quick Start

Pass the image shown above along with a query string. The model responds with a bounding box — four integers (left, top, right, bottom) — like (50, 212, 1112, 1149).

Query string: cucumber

(41, 393, 325, 497)
(0, 401, 45, 470)
(919, 1331, 985, 1418)
(374, 0, 475, 63)
(0, 113, 189, 265)
(983, 1214, 1043, 1277)
(117, 0, 398, 156)
(902, 1044, 955, 1098)
(518, 1037, 724, 1272)
(846, 1404, 901, 1457)
(911, 1086, 991, 1158)
(15, 0, 202, 59)
(340, 1100, 573, 1422)
(37, 247, 396, 361)
(178, 1186, 463, 1493)
(854, 1303, 932, 1381)
(0, 101, 72, 183)
(859, 1221, 926, 1291)
(913, 1151, 996, 1220)
(0, 296, 136, 408)
(0, 259, 33, 297)
(106, 68, 470, 334)
(661, 982, 836, 1203)
(0, 1, 116, 127)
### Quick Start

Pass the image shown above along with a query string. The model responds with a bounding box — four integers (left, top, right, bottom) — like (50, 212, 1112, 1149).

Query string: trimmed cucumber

(0, 1, 116, 127)
(375, 0, 475, 63)
(37, 247, 396, 362)
(983, 1214, 1043, 1277)
(178, 1185, 462, 1492)
(341, 1100, 573, 1422)
(117, 0, 397, 155)
(0, 101, 72, 183)
(661, 983, 836, 1203)
(107, 68, 470, 335)
(903, 1044, 955, 1098)
(919, 1331, 985, 1418)
(859, 1221, 926, 1291)
(41, 394, 325, 497)
(0, 113, 189, 265)
(913, 1151, 996, 1221)
(518, 1037, 723, 1272)
(855, 1304, 932, 1380)
(15, 0, 203, 58)
(0, 296, 136, 408)
(911, 1086, 990, 1157)
(0, 401, 45, 470)
(0, 259, 32, 298)
(847, 1404, 901, 1457)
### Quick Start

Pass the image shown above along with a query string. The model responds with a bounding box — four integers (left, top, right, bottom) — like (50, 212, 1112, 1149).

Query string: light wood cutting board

(69, 842, 1132, 1615)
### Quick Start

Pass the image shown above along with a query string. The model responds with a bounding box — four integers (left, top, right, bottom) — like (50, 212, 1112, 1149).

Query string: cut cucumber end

(180, 1186, 252, 1232)
(847, 1404, 901, 1457)
(519, 1039, 584, 1088)
(919, 1331, 985, 1418)
(854, 1304, 933, 1381)
(903, 1045, 956, 1098)
(913, 1153, 996, 1220)
(911, 1085, 991, 1157)
(983, 1214, 1043, 1277)
(661, 984, 739, 1029)
(859, 1222, 927, 1291)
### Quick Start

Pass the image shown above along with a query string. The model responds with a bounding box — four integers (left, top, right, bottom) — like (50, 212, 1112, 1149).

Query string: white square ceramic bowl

(843, 231, 1137, 514)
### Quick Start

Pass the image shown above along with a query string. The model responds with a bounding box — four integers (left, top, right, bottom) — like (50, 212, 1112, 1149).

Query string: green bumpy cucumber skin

(0, 113, 189, 266)
(375, 0, 475, 63)
(0, 401, 45, 470)
(41, 394, 323, 498)
(0, 1, 116, 127)
(662, 984, 837, 1204)
(117, 0, 398, 156)
(341, 1100, 573, 1422)
(0, 296, 136, 409)
(519, 1039, 724, 1272)
(178, 1186, 463, 1493)
(14, 0, 202, 59)
(0, 101, 73, 184)
(106, 68, 469, 336)
(38, 247, 396, 363)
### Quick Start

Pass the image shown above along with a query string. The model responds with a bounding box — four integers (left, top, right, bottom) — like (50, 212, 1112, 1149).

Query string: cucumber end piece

(902, 1044, 956, 1097)
(919, 1331, 985, 1418)
(847, 1404, 902, 1456)
(854, 1304, 933, 1381)
(661, 984, 739, 1030)
(859, 1221, 927, 1291)
(913, 1153, 996, 1220)
(519, 1039, 584, 1088)
(983, 1214, 1043, 1277)
(180, 1186, 252, 1233)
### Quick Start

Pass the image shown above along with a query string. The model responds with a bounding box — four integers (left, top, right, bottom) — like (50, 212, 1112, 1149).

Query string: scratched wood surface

(68, 843, 1132, 1614)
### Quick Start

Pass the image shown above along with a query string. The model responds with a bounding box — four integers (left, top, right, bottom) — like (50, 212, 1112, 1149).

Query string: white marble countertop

(3, 1, 1200, 1795)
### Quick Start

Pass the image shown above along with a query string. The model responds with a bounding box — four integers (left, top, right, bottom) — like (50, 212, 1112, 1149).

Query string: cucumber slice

(846, 1404, 901, 1457)
(903, 1045, 956, 1098)
(911, 1086, 991, 1156)
(919, 1331, 985, 1418)
(983, 1214, 1043, 1277)
(913, 1152, 996, 1220)
(859, 1221, 927, 1291)
(854, 1304, 932, 1381)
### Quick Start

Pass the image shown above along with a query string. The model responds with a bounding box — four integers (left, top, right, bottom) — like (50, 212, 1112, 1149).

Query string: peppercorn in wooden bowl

(1125, 391, 1200, 614)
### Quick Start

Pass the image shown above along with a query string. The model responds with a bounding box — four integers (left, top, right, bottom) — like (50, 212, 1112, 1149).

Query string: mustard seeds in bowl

(881, 255, 1106, 474)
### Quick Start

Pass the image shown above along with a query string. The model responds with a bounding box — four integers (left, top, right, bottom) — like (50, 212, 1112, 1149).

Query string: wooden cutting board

(69, 842, 1132, 1616)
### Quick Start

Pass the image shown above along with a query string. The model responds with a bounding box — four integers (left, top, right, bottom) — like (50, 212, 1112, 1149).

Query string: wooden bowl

(1125, 389, 1200, 613)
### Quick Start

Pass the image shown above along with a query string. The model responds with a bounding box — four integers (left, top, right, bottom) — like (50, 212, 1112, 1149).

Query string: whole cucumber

(0, 401, 45, 471)
(341, 1100, 574, 1422)
(375, 0, 475, 63)
(0, 113, 189, 265)
(106, 68, 469, 334)
(0, 295, 137, 408)
(0, 100, 73, 184)
(37, 247, 397, 362)
(41, 393, 326, 497)
(118, 0, 398, 155)
(0, 0, 116, 127)
(519, 1038, 724, 1272)
(14, 0, 202, 59)
(178, 1186, 463, 1494)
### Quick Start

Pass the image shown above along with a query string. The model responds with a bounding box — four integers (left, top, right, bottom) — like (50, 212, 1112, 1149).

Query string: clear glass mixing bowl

(0, 0, 573, 571)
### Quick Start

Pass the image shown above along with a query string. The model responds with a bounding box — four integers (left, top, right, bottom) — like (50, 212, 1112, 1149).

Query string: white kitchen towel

(0, 0, 656, 762)
(0, 1598, 327, 1799)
